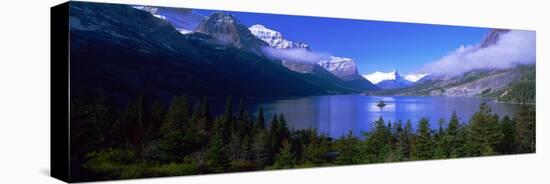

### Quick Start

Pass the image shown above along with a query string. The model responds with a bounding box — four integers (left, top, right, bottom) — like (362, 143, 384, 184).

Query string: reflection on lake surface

(213, 95, 521, 138)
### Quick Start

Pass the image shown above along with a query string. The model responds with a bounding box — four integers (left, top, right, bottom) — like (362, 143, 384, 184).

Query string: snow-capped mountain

(248, 24, 367, 82)
(363, 71, 399, 84)
(133, 6, 204, 34)
(248, 24, 309, 49)
(363, 71, 430, 89)
(319, 56, 364, 80)
(404, 73, 430, 82)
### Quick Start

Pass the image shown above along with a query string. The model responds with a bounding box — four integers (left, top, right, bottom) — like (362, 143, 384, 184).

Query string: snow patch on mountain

(363, 71, 398, 84)
(133, 6, 204, 34)
(249, 24, 369, 81)
(404, 73, 429, 82)
(249, 24, 309, 49)
(364, 71, 430, 84)
(319, 56, 364, 80)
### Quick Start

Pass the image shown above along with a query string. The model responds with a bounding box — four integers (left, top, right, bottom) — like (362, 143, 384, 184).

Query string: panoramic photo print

(66, 1, 536, 181)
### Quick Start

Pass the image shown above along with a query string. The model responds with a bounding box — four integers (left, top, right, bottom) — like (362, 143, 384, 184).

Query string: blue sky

(193, 9, 490, 75)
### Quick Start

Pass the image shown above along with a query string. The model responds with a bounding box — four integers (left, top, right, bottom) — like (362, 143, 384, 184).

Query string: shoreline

(494, 99, 536, 105)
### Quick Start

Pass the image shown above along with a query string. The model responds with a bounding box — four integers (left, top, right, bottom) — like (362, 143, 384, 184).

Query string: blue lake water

(212, 95, 521, 138)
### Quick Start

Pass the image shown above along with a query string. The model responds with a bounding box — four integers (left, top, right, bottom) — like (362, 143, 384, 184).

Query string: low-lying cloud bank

(422, 30, 536, 76)
(261, 47, 331, 63)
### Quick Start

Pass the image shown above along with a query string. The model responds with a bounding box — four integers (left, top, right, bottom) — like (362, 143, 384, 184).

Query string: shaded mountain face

(69, 2, 362, 103)
(195, 12, 268, 54)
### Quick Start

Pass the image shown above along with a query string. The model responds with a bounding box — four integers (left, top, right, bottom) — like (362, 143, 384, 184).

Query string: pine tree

(336, 131, 363, 164)
(274, 140, 295, 169)
(498, 116, 515, 154)
(392, 120, 405, 161)
(240, 135, 252, 160)
(363, 117, 391, 163)
(160, 95, 189, 133)
(206, 132, 229, 173)
(446, 111, 464, 158)
(397, 119, 414, 160)
(157, 95, 191, 161)
(236, 99, 246, 138)
(269, 115, 281, 154)
(278, 114, 290, 142)
(466, 103, 503, 156)
(243, 111, 253, 140)
(256, 107, 265, 131)
(433, 118, 447, 159)
(144, 101, 164, 143)
(199, 96, 211, 129)
(222, 95, 233, 144)
(413, 118, 433, 160)
(237, 99, 245, 123)
(93, 90, 115, 144)
(227, 132, 241, 161)
(251, 129, 271, 167)
(514, 105, 535, 153)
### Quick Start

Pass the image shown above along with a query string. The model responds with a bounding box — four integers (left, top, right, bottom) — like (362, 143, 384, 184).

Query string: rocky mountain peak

(318, 56, 363, 80)
(479, 29, 510, 48)
(248, 24, 309, 49)
(195, 12, 267, 52)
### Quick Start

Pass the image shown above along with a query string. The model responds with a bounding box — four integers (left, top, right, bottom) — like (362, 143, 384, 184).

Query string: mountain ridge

(69, 2, 367, 103)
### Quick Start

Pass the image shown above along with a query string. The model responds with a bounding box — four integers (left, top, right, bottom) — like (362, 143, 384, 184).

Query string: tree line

(70, 91, 535, 181)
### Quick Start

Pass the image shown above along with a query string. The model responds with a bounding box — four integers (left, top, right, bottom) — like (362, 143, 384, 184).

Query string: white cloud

(422, 30, 536, 76)
(261, 47, 331, 63)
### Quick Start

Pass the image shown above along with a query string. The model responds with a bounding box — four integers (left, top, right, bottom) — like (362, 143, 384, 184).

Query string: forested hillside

(70, 91, 535, 181)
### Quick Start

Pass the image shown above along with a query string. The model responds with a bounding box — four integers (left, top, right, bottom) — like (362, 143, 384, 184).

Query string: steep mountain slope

(69, 2, 361, 102)
(479, 29, 510, 48)
(497, 65, 535, 104)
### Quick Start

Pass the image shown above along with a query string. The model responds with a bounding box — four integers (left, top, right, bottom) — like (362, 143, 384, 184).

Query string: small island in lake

(377, 100, 387, 107)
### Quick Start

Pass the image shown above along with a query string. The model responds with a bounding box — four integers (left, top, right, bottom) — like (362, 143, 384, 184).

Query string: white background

(0, 0, 548, 183)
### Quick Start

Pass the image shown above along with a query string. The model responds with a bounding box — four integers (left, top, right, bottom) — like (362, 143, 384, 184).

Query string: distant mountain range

(363, 70, 430, 89)
(364, 65, 535, 103)
(248, 24, 376, 83)
(363, 29, 535, 103)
